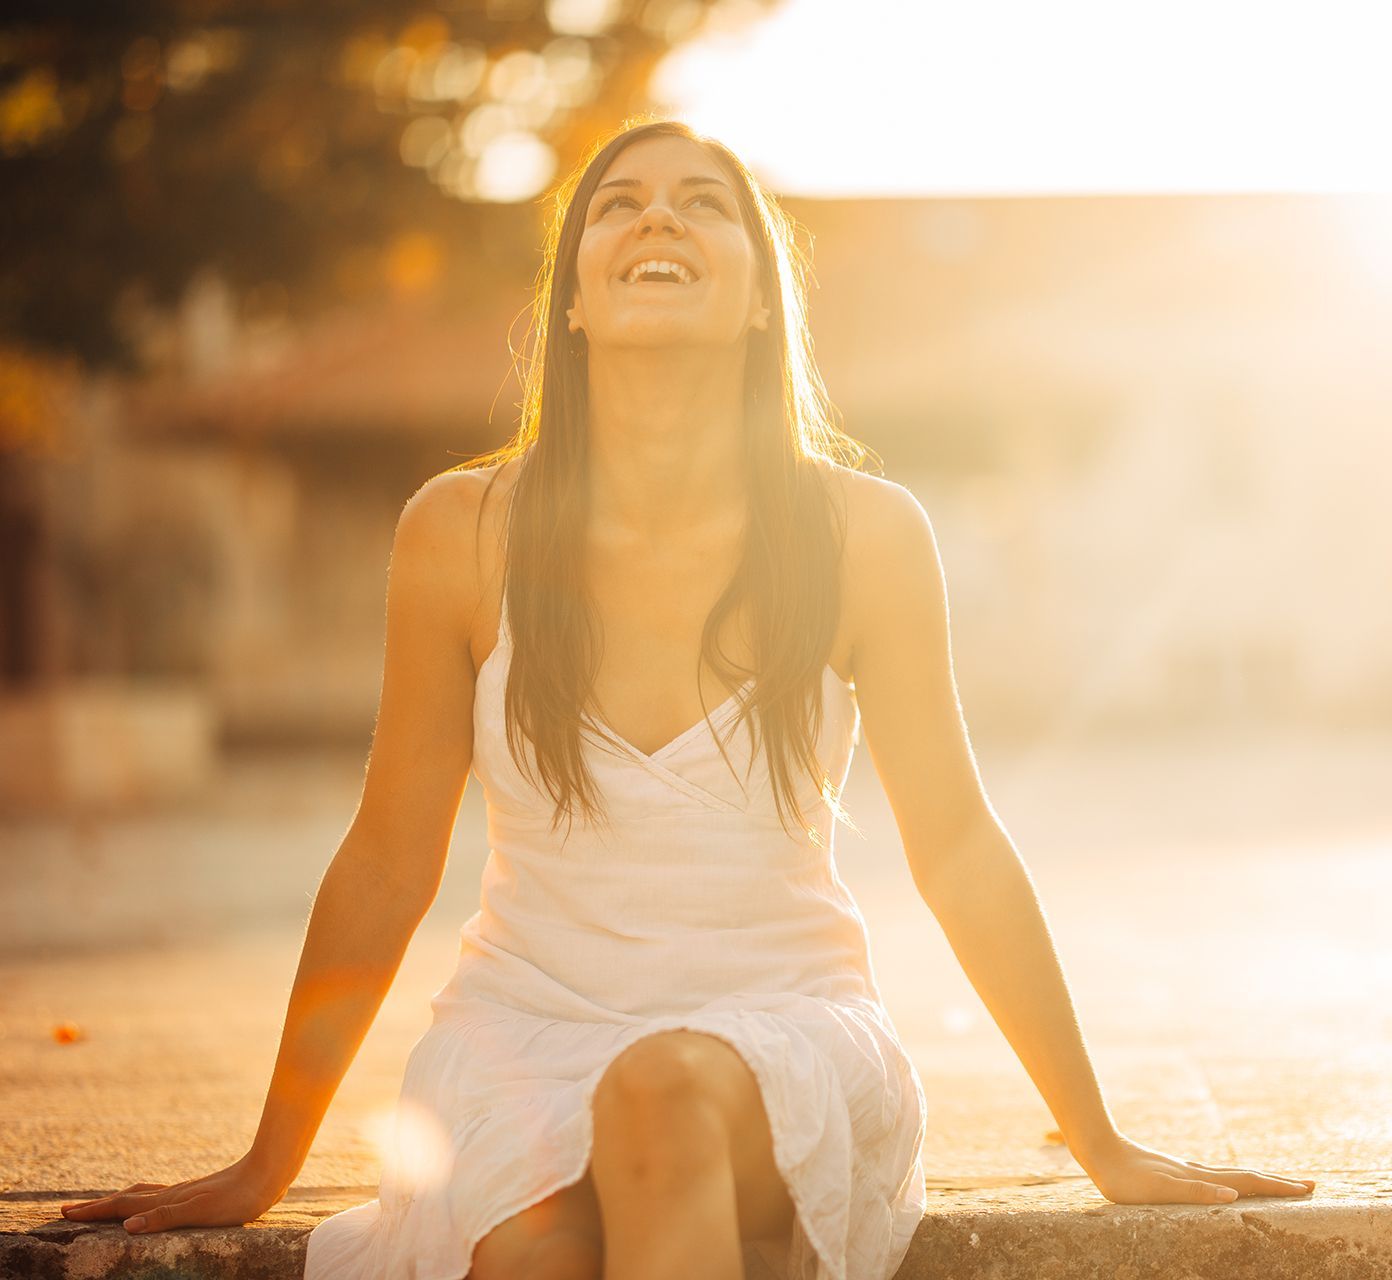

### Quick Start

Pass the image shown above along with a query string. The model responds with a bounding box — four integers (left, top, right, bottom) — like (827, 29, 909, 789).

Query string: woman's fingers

(1220, 1171, 1315, 1197)
(1183, 1162, 1316, 1195)
(1163, 1163, 1314, 1207)
(63, 1192, 164, 1219)
(58, 1162, 278, 1233)
(1092, 1136, 1317, 1207)
(61, 1184, 170, 1218)
(124, 1192, 222, 1234)
(1156, 1174, 1239, 1204)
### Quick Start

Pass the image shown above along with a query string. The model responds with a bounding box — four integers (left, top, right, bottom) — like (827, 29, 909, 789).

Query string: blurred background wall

(2, 0, 1389, 814)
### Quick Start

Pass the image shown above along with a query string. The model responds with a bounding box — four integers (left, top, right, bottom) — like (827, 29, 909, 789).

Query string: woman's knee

(594, 1033, 728, 1124)
(591, 1032, 795, 1238)
(591, 1033, 734, 1179)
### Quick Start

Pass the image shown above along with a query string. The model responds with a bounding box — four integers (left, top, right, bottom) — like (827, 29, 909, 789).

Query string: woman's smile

(618, 277, 702, 294)
(618, 258, 701, 286)
(567, 133, 770, 349)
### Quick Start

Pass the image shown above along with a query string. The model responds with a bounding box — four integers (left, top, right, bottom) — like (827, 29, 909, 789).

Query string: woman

(61, 119, 1315, 1280)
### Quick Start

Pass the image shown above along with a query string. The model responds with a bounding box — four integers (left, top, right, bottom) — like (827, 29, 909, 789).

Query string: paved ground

(3, 724, 1389, 1246)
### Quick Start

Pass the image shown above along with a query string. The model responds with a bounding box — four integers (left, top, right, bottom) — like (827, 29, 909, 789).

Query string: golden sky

(652, 0, 1392, 196)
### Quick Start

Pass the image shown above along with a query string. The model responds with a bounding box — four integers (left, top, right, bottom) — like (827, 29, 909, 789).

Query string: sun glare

(366, 1098, 453, 1194)
(651, 0, 1392, 196)
(1332, 194, 1392, 286)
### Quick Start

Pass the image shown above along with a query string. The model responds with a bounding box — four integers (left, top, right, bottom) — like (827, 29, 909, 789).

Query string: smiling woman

(59, 116, 1316, 1280)
(302, 119, 937, 1280)
(465, 119, 862, 846)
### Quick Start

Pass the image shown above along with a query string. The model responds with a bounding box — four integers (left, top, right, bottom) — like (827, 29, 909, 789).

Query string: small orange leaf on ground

(1043, 1129, 1065, 1145)
(52, 1022, 84, 1044)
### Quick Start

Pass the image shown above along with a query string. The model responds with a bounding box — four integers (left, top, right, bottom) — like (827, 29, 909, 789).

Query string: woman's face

(566, 135, 770, 354)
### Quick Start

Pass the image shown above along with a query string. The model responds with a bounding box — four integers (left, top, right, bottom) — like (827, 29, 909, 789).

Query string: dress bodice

(442, 578, 880, 1022)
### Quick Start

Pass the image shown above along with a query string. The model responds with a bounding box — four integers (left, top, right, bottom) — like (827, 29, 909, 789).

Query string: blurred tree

(0, 0, 771, 369)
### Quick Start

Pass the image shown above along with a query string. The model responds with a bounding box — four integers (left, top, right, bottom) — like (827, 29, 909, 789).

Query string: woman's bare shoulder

(404, 459, 520, 558)
(815, 461, 942, 668)
(814, 459, 926, 563)
(392, 460, 521, 634)
(407, 458, 520, 526)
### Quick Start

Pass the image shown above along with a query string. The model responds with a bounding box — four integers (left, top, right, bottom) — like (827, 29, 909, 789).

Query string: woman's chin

(590, 325, 742, 354)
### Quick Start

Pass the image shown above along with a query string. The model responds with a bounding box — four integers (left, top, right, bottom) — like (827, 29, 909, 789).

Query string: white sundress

(304, 576, 928, 1280)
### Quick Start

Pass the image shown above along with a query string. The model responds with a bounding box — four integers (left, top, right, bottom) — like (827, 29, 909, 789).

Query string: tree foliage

(0, 1, 763, 367)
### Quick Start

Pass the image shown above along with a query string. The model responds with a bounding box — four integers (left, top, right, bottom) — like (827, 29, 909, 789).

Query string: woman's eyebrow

(593, 176, 734, 194)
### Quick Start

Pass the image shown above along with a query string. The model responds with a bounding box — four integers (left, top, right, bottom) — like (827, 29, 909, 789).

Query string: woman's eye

(596, 194, 635, 215)
(594, 192, 726, 216)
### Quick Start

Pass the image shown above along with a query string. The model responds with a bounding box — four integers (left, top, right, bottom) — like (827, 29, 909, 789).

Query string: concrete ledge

(1, 1187, 363, 1280)
(906, 1175, 1392, 1278)
(5, 1177, 1392, 1279)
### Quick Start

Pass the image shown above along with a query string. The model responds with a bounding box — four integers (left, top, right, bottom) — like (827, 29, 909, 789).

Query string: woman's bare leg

(469, 1173, 604, 1280)
(589, 1030, 795, 1280)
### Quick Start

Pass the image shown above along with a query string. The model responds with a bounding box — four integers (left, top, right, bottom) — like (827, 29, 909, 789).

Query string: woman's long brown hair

(455, 116, 881, 845)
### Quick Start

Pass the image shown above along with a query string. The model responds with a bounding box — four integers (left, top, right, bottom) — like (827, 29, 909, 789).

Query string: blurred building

(3, 192, 1389, 810)
(803, 193, 1392, 736)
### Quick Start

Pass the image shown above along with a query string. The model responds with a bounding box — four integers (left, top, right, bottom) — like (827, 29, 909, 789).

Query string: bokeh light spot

(545, 0, 623, 37)
(473, 131, 556, 202)
(373, 47, 415, 102)
(458, 101, 521, 157)
(399, 115, 452, 168)
(541, 36, 593, 86)
(165, 37, 212, 92)
(412, 42, 487, 103)
(0, 68, 65, 154)
(639, 0, 706, 42)
(366, 1097, 452, 1195)
(486, 50, 548, 105)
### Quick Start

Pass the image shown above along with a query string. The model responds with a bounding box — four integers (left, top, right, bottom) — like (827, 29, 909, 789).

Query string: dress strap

(497, 568, 512, 647)
(495, 513, 513, 648)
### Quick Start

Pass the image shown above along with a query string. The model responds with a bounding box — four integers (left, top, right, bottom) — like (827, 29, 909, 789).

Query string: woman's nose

(636, 201, 682, 235)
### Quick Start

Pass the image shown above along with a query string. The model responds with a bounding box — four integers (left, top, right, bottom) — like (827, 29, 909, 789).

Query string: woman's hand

(58, 1152, 286, 1234)
(1081, 1131, 1316, 1205)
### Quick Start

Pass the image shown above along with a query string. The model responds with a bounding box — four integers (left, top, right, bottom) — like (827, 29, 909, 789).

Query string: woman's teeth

(622, 260, 696, 284)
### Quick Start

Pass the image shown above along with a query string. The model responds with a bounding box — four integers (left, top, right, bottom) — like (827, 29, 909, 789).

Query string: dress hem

(424, 1010, 845, 1280)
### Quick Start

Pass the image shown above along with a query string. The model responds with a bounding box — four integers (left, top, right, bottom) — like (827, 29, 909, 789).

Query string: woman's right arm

(62, 471, 491, 1233)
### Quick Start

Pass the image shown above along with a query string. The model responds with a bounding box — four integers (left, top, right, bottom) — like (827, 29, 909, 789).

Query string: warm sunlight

(652, 0, 1392, 195)
(367, 1098, 452, 1195)
(1333, 194, 1392, 286)
(11, 9, 1385, 1272)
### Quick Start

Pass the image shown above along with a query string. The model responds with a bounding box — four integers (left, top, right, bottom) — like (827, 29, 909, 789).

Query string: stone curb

(4, 1177, 1391, 1279)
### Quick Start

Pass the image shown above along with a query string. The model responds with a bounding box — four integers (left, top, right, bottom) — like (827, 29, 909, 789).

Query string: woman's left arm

(843, 475, 1315, 1205)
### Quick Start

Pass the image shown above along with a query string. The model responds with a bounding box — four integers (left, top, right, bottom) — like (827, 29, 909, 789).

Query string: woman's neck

(584, 347, 749, 541)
